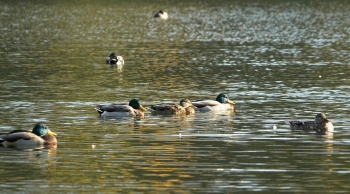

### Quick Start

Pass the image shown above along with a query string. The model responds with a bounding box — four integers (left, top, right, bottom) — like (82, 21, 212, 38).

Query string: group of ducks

(0, 93, 234, 148)
(0, 43, 334, 148)
(0, 95, 334, 148)
(95, 93, 235, 118)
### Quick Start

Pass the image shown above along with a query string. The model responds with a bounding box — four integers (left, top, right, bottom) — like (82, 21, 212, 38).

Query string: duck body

(286, 113, 334, 133)
(192, 93, 235, 113)
(154, 10, 168, 20)
(150, 99, 196, 116)
(96, 99, 146, 118)
(0, 123, 57, 147)
(106, 52, 124, 65)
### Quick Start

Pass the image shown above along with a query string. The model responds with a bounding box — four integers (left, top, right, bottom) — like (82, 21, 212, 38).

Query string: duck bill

(228, 100, 235, 105)
(47, 129, 57, 136)
(139, 105, 147, 111)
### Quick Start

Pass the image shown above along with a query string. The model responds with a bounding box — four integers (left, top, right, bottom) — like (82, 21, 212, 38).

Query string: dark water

(1, 0, 350, 193)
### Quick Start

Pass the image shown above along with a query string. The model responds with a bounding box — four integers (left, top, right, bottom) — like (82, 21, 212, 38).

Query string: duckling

(154, 10, 168, 20)
(106, 52, 124, 65)
(192, 93, 235, 112)
(286, 113, 334, 133)
(96, 99, 146, 118)
(149, 99, 196, 116)
(0, 123, 57, 147)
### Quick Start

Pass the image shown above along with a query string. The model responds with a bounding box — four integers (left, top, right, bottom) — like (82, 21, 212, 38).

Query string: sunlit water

(1, 0, 350, 193)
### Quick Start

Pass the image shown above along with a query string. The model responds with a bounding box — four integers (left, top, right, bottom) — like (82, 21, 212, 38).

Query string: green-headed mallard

(154, 10, 168, 20)
(192, 93, 235, 112)
(106, 52, 124, 65)
(0, 123, 57, 147)
(96, 99, 146, 118)
(149, 99, 196, 116)
(286, 113, 334, 134)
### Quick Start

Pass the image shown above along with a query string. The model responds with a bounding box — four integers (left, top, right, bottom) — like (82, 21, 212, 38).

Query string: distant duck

(192, 93, 235, 112)
(96, 99, 147, 118)
(106, 52, 124, 65)
(285, 113, 334, 134)
(149, 99, 196, 116)
(154, 10, 168, 20)
(0, 123, 57, 147)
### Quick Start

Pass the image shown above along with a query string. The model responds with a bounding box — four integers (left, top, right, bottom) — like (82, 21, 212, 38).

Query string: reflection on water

(1, 0, 350, 193)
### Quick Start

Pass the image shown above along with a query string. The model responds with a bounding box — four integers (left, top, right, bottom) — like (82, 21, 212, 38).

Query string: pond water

(1, 0, 350, 193)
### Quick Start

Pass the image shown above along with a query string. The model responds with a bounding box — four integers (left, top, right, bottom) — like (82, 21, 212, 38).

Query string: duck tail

(146, 107, 155, 112)
(95, 107, 104, 115)
(285, 121, 291, 126)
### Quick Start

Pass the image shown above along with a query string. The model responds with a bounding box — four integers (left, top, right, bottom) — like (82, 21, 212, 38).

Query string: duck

(149, 99, 196, 116)
(154, 10, 168, 20)
(0, 123, 57, 147)
(285, 113, 334, 134)
(96, 99, 147, 118)
(191, 93, 235, 112)
(106, 52, 124, 65)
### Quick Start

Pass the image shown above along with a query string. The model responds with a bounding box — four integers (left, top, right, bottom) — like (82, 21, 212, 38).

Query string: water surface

(1, 0, 350, 193)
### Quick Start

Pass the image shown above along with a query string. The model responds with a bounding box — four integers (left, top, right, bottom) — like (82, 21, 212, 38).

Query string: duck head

(179, 99, 196, 108)
(109, 52, 116, 58)
(32, 123, 57, 136)
(216, 93, 235, 104)
(315, 113, 327, 124)
(129, 99, 147, 111)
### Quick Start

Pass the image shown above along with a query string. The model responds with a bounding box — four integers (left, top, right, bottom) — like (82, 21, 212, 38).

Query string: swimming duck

(149, 99, 196, 116)
(285, 113, 334, 133)
(96, 99, 147, 118)
(106, 52, 124, 65)
(191, 93, 235, 112)
(0, 123, 57, 147)
(154, 10, 168, 20)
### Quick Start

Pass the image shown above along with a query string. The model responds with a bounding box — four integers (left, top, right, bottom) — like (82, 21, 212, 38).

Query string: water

(1, 0, 350, 193)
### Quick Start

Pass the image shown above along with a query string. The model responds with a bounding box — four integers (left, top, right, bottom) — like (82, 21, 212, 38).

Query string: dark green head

(109, 52, 116, 58)
(31, 123, 57, 136)
(215, 93, 235, 104)
(129, 99, 146, 111)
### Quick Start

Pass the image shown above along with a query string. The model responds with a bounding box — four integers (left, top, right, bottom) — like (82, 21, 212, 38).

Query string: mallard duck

(285, 113, 334, 133)
(96, 99, 146, 118)
(106, 52, 124, 65)
(149, 99, 196, 116)
(0, 123, 57, 147)
(191, 93, 235, 112)
(154, 10, 168, 20)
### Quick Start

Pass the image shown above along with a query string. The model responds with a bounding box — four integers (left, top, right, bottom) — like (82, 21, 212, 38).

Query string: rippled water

(1, 0, 350, 193)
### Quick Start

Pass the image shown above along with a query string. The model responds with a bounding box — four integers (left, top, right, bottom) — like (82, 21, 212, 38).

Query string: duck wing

(150, 103, 176, 111)
(192, 100, 221, 108)
(285, 120, 316, 131)
(150, 104, 186, 115)
(98, 104, 133, 112)
(0, 132, 36, 142)
(0, 130, 31, 139)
